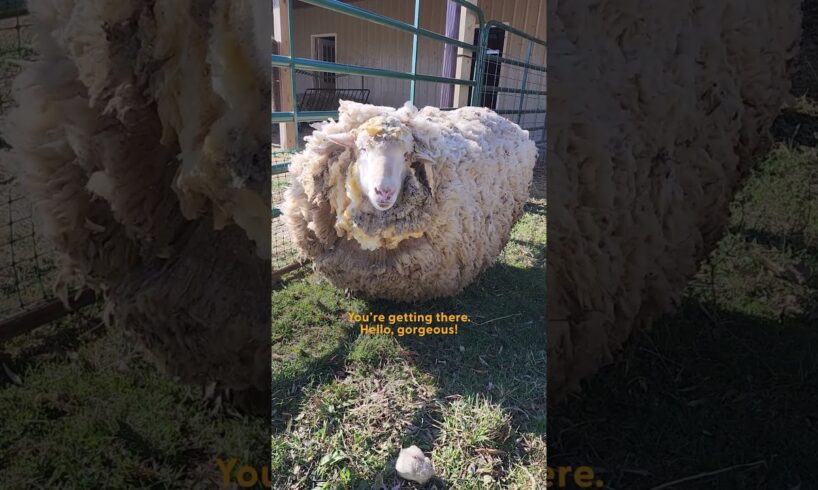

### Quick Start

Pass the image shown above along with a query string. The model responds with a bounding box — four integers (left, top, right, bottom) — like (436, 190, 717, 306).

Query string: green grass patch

(0, 325, 268, 488)
(272, 198, 546, 488)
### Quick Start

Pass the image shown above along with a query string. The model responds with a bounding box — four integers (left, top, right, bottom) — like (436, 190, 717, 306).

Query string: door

(313, 35, 336, 90)
(469, 26, 505, 109)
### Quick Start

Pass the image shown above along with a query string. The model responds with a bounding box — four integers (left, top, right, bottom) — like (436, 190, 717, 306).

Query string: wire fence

(271, 149, 298, 271)
(0, 7, 63, 321)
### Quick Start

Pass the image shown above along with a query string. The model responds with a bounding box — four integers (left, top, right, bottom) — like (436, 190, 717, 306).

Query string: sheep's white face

(355, 141, 410, 210)
(328, 117, 414, 211)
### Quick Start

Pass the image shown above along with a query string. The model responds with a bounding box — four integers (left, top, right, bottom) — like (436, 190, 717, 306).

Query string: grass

(0, 312, 270, 488)
(272, 198, 547, 489)
(547, 145, 818, 487)
(0, 196, 544, 488)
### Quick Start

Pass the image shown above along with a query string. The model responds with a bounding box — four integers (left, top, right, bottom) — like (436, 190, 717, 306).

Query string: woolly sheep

(281, 100, 537, 302)
(1, 0, 272, 406)
(547, 0, 802, 401)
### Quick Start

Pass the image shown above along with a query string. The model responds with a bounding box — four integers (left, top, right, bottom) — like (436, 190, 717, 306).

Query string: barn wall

(291, 0, 448, 108)
(291, 0, 545, 126)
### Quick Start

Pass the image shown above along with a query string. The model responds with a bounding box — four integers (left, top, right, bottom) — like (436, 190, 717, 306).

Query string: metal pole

(286, 0, 300, 147)
(271, 55, 478, 86)
(409, 0, 421, 103)
(516, 39, 534, 124)
(439, 0, 460, 107)
(471, 24, 488, 106)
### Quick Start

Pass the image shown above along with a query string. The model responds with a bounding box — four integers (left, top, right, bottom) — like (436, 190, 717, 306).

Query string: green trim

(494, 109, 546, 116)
(409, 0, 422, 102)
(483, 54, 546, 73)
(516, 40, 535, 124)
(271, 56, 477, 86)
(481, 86, 547, 96)
(484, 20, 546, 47)
(271, 163, 290, 175)
(271, 110, 338, 123)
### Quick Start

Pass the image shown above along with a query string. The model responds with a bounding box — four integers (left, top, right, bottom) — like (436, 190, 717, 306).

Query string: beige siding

(291, 0, 448, 108)
(290, 0, 545, 133)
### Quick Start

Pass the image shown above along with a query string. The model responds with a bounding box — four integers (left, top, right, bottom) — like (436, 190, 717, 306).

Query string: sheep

(0, 0, 272, 410)
(547, 0, 802, 401)
(281, 100, 538, 302)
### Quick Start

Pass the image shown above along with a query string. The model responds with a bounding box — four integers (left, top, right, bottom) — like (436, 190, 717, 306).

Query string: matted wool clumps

(547, 0, 802, 401)
(282, 101, 538, 302)
(1, 0, 272, 398)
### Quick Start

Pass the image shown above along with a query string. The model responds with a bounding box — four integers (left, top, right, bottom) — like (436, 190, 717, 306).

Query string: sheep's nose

(374, 186, 394, 198)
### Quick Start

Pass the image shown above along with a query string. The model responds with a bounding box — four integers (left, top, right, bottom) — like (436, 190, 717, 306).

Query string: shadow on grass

(771, 108, 818, 147)
(272, 259, 546, 490)
(380, 261, 547, 430)
(272, 260, 547, 432)
(272, 266, 361, 432)
(523, 200, 547, 217)
(271, 197, 546, 486)
(348, 261, 546, 487)
(547, 299, 818, 489)
(734, 226, 818, 260)
(0, 308, 105, 389)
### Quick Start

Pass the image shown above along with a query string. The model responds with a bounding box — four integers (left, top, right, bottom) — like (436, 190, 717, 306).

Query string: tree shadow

(547, 299, 818, 489)
(771, 108, 818, 147)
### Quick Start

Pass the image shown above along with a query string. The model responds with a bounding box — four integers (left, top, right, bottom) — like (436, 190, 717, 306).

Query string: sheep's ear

(422, 160, 435, 198)
(412, 153, 435, 198)
(414, 146, 435, 164)
(327, 132, 355, 147)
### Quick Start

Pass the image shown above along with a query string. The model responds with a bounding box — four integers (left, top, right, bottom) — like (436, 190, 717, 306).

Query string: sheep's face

(328, 116, 414, 211)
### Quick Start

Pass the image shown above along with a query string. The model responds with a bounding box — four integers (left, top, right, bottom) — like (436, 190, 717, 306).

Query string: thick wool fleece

(547, 0, 802, 401)
(282, 101, 537, 302)
(1, 1, 271, 395)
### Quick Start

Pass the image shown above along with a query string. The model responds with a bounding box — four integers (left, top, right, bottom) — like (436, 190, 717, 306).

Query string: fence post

(273, 0, 297, 149)
(439, 1, 460, 107)
(470, 23, 488, 107)
(453, 2, 478, 108)
(515, 40, 534, 124)
(409, 0, 421, 103)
